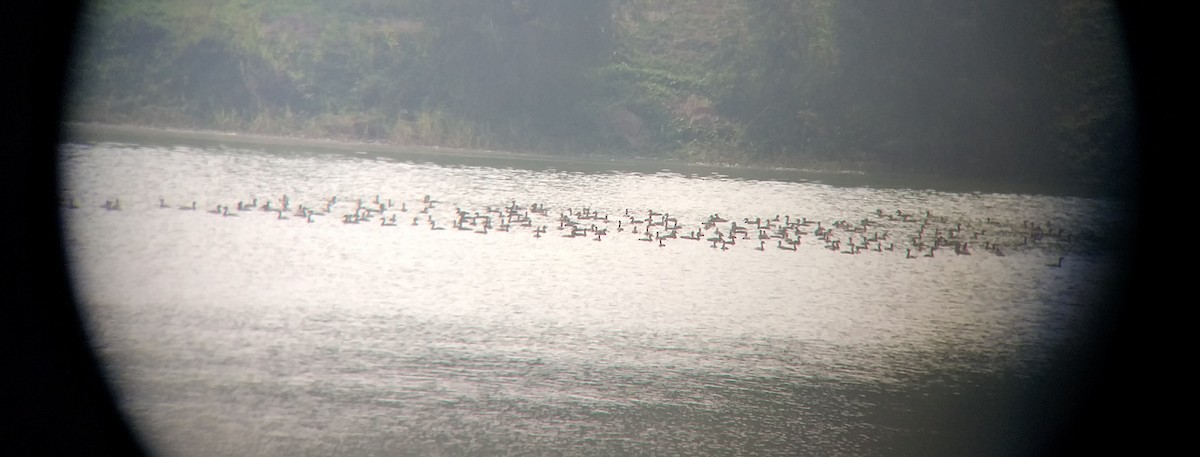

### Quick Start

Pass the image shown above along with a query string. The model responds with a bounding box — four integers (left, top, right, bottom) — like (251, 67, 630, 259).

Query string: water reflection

(61, 140, 1120, 456)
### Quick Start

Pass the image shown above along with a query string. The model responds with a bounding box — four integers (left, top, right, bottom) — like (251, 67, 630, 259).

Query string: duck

(956, 242, 971, 255)
(179, 201, 196, 211)
(1047, 256, 1064, 268)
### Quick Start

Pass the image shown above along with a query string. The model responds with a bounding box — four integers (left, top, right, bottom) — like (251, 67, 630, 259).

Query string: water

(59, 135, 1125, 456)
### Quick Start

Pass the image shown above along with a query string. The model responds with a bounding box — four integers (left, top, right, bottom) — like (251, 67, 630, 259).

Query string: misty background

(67, 0, 1134, 193)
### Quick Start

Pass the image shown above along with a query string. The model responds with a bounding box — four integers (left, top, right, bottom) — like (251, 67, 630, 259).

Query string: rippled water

(59, 137, 1124, 456)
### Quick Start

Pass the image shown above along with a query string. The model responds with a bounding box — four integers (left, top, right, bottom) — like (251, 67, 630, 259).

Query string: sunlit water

(59, 138, 1124, 456)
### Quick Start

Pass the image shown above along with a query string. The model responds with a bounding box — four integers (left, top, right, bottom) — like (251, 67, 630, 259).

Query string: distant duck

(956, 242, 971, 255)
(158, 198, 168, 208)
(1047, 256, 1064, 268)
(906, 248, 917, 259)
(755, 240, 765, 251)
(179, 201, 196, 211)
(277, 209, 289, 220)
(237, 201, 249, 211)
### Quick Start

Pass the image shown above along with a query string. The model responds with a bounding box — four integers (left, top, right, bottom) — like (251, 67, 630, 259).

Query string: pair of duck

(754, 240, 795, 251)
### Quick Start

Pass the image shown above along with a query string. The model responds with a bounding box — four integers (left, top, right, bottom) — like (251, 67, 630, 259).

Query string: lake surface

(59, 132, 1126, 456)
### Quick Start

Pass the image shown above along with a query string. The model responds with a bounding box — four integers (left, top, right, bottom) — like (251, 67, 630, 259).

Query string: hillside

(66, 0, 1135, 191)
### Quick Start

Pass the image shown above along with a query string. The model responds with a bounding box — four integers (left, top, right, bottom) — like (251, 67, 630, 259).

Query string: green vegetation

(67, 0, 1134, 190)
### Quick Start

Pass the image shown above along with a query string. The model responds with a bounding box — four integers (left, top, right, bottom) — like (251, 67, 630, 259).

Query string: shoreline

(62, 122, 591, 165)
(61, 122, 1113, 199)
(62, 122, 878, 175)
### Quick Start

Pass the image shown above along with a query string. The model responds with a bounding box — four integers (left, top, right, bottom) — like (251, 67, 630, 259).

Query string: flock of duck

(68, 193, 1075, 265)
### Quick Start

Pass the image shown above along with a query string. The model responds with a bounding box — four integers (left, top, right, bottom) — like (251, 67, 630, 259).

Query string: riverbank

(62, 122, 1118, 199)
(63, 122, 871, 178)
